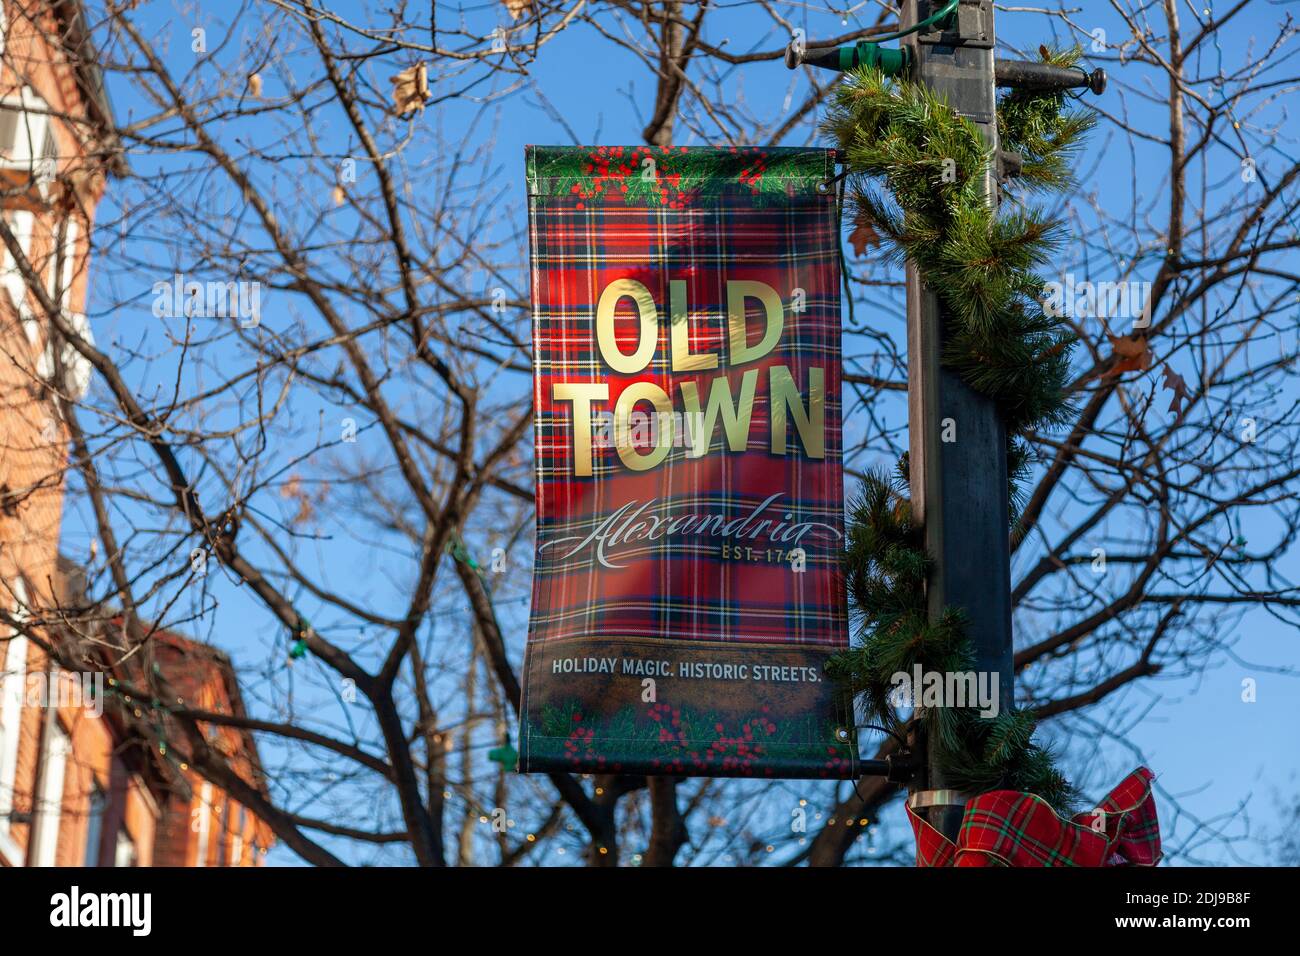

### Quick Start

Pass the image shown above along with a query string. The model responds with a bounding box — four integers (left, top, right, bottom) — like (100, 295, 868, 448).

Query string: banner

(521, 145, 854, 779)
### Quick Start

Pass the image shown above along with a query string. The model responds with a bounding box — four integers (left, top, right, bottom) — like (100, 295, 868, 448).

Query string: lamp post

(787, 1, 1104, 841)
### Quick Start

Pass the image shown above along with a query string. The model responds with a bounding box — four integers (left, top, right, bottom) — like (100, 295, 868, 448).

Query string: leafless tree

(2, 0, 1295, 866)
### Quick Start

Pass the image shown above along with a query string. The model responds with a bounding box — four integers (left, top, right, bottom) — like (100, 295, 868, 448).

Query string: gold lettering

(596, 279, 658, 373)
(727, 280, 784, 366)
(615, 381, 674, 471)
(670, 280, 718, 372)
(553, 382, 609, 476)
(678, 370, 758, 458)
(769, 365, 824, 458)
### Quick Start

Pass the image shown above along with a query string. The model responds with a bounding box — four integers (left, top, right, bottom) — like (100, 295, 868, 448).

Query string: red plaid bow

(906, 767, 1161, 867)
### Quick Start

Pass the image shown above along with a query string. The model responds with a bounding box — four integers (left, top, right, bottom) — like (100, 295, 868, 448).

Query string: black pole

(782, 5, 1106, 838)
(900, 0, 1012, 844)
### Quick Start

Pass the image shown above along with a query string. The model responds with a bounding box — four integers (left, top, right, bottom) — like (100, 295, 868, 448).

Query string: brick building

(0, 1, 273, 867)
(116, 622, 278, 869)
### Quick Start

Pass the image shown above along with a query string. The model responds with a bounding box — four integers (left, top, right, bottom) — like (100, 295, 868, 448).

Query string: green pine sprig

(826, 51, 1093, 814)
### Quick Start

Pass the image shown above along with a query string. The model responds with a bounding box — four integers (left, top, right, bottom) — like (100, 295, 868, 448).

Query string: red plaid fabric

(525, 146, 846, 648)
(519, 146, 855, 779)
(907, 767, 1161, 867)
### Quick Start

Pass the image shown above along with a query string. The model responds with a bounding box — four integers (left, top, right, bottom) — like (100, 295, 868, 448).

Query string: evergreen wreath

(824, 49, 1094, 812)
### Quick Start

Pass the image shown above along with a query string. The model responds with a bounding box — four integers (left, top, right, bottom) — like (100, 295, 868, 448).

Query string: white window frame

(230, 805, 244, 866)
(0, 578, 30, 866)
(37, 307, 93, 401)
(28, 219, 94, 401)
(2, 207, 34, 309)
(19, 299, 38, 345)
(113, 828, 136, 867)
(35, 120, 57, 194)
(83, 781, 106, 867)
(47, 218, 77, 305)
(0, 584, 28, 797)
(0, 88, 50, 175)
(0, 87, 56, 308)
(194, 780, 212, 866)
(30, 713, 70, 867)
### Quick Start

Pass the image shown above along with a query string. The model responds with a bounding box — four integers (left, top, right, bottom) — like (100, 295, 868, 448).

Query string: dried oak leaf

(504, 0, 534, 20)
(391, 63, 429, 117)
(1107, 333, 1151, 374)
(1032, 336, 1071, 364)
(1161, 363, 1190, 415)
(848, 211, 883, 257)
(280, 473, 314, 525)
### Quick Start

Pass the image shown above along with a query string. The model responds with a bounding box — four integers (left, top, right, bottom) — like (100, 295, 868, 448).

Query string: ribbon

(907, 767, 1161, 867)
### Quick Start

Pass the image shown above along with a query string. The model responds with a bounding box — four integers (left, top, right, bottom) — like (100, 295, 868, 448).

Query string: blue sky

(62, 0, 1300, 865)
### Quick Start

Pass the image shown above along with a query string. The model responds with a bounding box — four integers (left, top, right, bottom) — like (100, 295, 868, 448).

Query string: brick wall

(0, 0, 88, 868)
(0, 2, 271, 869)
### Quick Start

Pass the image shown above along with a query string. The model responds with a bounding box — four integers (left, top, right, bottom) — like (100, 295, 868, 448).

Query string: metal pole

(901, 0, 1014, 842)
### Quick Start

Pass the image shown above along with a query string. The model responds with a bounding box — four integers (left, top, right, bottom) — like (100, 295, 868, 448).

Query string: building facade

(0, 1, 272, 867)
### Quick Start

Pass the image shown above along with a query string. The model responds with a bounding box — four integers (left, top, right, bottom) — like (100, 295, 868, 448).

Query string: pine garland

(526, 145, 829, 207)
(824, 49, 1093, 812)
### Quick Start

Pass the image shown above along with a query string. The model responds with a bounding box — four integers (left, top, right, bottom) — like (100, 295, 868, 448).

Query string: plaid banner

(520, 145, 855, 779)
(907, 767, 1162, 867)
